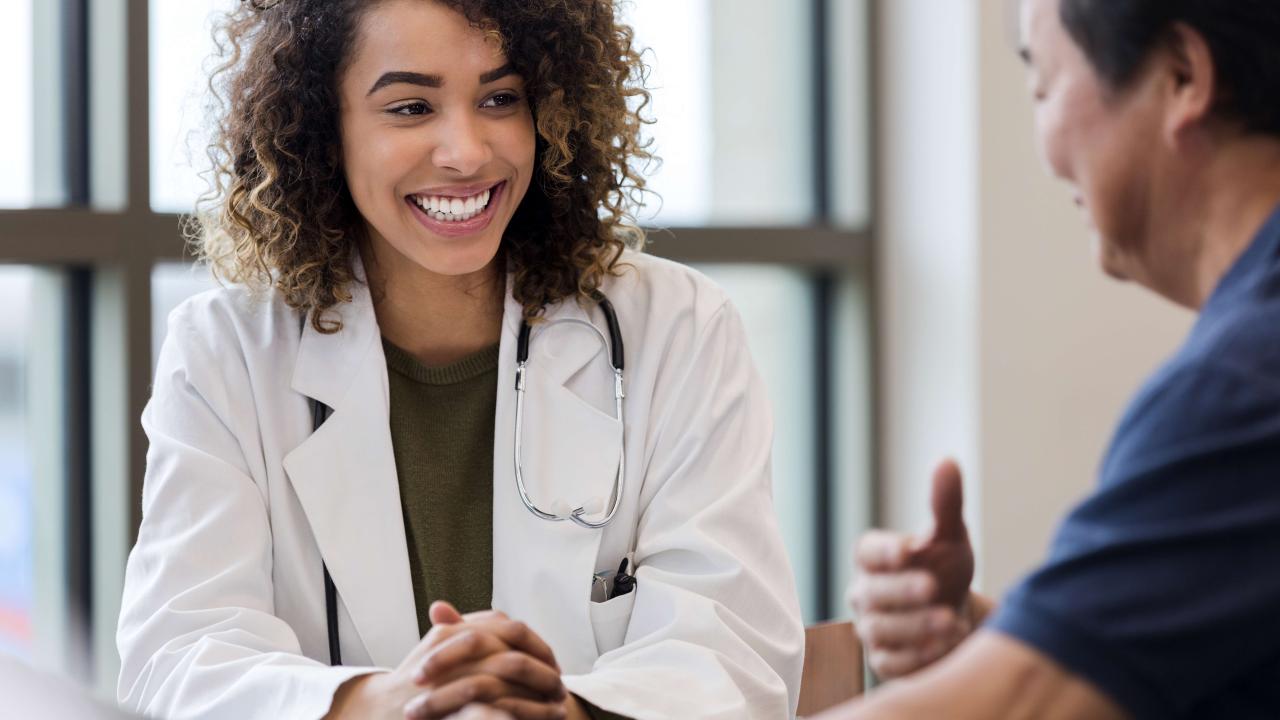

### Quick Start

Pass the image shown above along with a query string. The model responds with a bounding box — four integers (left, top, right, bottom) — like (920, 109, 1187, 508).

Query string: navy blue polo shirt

(990, 205, 1280, 720)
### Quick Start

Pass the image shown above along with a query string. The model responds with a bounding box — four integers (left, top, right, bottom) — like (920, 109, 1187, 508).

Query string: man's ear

(1160, 22, 1217, 147)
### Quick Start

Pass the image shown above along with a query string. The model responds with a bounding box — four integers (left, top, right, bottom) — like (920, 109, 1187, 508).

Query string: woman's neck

(362, 242, 505, 368)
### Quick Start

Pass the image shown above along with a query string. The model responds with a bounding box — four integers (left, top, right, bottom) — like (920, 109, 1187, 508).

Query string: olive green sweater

(385, 338, 499, 635)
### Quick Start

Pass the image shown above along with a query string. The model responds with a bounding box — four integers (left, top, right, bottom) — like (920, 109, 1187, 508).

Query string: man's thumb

(930, 459, 967, 542)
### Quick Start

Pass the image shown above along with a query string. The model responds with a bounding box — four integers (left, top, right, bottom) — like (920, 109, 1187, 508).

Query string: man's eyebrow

(367, 71, 442, 96)
(479, 63, 517, 84)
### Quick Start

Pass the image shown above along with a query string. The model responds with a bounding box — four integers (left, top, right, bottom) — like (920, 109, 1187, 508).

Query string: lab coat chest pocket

(589, 589, 637, 656)
(521, 361, 622, 518)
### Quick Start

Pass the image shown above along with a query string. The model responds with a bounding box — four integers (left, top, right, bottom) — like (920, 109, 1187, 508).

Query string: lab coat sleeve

(116, 305, 375, 719)
(563, 299, 806, 719)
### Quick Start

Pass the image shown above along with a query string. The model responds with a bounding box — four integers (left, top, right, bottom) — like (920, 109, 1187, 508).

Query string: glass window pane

(829, 272, 874, 618)
(150, 0, 230, 214)
(828, 0, 873, 231)
(152, 264, 219, 369)
(0, 2, 65, 208)
(0, 269, 35, 658)
(0, 2, 35, 208)
(695, 265, 819, 621)
(625, 1, 815, 227)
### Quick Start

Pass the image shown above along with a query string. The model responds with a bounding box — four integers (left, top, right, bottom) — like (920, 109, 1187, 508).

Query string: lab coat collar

(289, 259, 379, 412)
(292, 263, 605, 408)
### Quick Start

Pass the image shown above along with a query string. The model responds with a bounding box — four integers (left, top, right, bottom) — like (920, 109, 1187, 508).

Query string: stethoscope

(305, 292, 626, 666)
(514, 291, 627, 528)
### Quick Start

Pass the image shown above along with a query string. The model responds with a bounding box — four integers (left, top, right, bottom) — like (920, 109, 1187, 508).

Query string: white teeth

(412, 186, 495, 221)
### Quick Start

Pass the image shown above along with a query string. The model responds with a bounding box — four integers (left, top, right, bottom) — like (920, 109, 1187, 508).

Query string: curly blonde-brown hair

(196, 0, 653, 332)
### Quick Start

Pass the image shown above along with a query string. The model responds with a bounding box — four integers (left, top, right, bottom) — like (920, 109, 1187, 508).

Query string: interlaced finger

(458, 619, 560, 672)
(416, 629, 511, 685)
(404, 677, 544, 720)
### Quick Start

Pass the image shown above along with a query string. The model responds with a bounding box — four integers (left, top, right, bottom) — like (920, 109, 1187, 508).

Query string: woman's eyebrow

(367, 71, 442, 95)
(367, 63, 517, 96)
(479, 62, 516, 84)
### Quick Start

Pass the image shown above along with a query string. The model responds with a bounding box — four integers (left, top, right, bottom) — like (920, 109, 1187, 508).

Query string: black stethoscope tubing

(307, 292, 624, 667)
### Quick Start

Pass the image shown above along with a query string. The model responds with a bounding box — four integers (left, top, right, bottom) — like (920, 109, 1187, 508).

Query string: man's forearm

(967, 591, 997, 627)
(821, 632, 1127, 720)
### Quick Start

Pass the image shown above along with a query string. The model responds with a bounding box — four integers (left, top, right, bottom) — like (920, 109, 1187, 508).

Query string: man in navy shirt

(835, 0, 1280, 718)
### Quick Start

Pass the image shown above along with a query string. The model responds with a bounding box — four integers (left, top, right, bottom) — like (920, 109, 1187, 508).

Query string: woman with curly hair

(116, 1, 803, 718)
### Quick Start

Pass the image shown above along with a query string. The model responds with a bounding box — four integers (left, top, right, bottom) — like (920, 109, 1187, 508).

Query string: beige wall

(875, 0, 1194, 594)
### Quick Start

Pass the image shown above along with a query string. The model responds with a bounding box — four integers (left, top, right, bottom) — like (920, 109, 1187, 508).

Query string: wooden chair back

(797, 620, 864, 717)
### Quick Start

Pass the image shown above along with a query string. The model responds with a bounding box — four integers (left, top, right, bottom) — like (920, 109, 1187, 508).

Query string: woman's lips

(406, 181, 505, 238)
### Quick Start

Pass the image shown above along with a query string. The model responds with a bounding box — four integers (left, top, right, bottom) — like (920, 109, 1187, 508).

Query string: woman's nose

(431, 113, 493, 176)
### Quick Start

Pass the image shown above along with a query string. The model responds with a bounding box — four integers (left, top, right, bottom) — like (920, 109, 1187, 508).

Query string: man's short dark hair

(1058, 0, 1280, 138)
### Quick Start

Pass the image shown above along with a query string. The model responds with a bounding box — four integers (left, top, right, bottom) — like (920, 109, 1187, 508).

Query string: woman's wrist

(564, 693, 592, 720)
(325, 672, 387, 719)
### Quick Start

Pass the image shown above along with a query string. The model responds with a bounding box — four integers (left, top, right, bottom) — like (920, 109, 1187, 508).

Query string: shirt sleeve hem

(989, 593, 1170, 719)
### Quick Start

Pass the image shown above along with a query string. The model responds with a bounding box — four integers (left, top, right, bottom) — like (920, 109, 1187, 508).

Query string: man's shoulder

(1182, 292, 1280, 389)
(1104, 314, 1280, 486)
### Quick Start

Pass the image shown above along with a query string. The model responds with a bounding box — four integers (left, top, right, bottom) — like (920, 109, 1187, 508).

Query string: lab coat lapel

(491, 292, 622, 674)
(283, 279, 419, 668)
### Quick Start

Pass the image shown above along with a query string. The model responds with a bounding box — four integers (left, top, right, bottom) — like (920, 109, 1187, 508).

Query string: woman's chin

(415, 242, 503, 278)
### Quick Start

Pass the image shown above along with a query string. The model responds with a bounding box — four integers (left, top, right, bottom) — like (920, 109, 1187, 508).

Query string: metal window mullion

(812, 273, 836, 621)
(866, 0, 885, 533)
(811, 0, 836, 621)
(58, 0, 97, 684)
(861, 0, 885, 689)
(64, 0, 91, 206)
(124, 0, 154, 532)
(63, 267, 95, 683)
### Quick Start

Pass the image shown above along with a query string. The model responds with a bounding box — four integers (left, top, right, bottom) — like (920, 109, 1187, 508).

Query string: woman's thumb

(429, 600, 465, 626)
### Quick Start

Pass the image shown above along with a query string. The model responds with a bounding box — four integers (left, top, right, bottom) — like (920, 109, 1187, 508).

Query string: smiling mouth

(409, 182, 503, 223)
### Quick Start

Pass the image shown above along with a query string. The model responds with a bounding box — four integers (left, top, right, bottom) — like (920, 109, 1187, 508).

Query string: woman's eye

(390, 102, 432, 117)
(481, 93, 521, 109)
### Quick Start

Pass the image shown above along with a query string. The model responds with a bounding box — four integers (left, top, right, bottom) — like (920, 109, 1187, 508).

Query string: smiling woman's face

(338, 0, 536, 279)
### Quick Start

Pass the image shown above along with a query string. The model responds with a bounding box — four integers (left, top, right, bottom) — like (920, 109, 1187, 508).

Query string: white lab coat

(117, 250, 804, 720)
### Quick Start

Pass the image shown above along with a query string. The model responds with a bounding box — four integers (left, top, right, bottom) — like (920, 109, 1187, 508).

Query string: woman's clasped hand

(329, 602, 566, 720)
